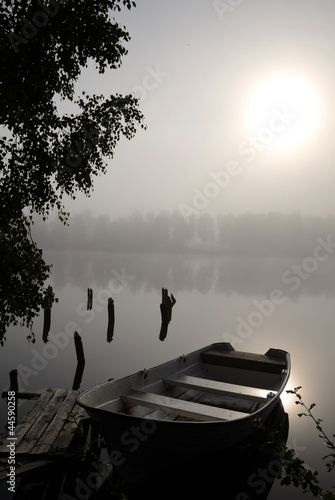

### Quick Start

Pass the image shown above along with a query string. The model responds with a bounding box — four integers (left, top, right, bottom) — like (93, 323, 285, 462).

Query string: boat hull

(108, 399, 289, 496)
(77, 342, 290, 481)
(90, 404, 277, 481)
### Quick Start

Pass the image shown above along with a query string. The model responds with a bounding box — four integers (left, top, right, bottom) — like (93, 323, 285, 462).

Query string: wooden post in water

(42, 308, 51, 343)
(74, 332, 85, 364)
(107, 297, 115, 343)
(42, 285, 53, 342)
(87, 288, 93, 310)
(2, 370, 40, 400)
(73, 332, 85, 390)
(159, 288, 176, 341)
(9, 369, 18, 393)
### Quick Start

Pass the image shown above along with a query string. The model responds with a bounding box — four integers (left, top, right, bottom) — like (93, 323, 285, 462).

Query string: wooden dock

(0, 388, 84, 480)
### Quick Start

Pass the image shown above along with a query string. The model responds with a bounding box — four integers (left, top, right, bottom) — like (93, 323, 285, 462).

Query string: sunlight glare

(245, 74, 321, 151)
(280, 376, 300, 414)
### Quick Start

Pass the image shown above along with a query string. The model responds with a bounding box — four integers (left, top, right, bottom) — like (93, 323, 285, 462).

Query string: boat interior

(90, 346, 289, 423)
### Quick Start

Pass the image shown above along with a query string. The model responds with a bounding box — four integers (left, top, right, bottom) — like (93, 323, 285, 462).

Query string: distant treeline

(33, 210, 335, 257)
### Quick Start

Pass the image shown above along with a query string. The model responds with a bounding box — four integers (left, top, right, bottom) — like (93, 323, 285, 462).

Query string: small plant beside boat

(275, 387, 335, 499)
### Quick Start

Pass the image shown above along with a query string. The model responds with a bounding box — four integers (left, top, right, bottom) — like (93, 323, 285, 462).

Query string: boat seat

(122, 391, 249, 422)
(164, 375, 274, 403)
(201, 350, 286, 374)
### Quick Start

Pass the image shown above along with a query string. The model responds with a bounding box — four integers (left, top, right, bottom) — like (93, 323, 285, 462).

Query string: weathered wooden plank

(51, 406, 84, 454)
(122, 391, 248, 422)
(0, 389, 55, 454)
(49, 396, 84, 454)
(0, 388, 85, 481)
(33, 391, 81, 455)
(16, 389, 68, 454)
(202, 350, 286, 374)
(164, 375, 273, 403)
(0, 457, 58, 481)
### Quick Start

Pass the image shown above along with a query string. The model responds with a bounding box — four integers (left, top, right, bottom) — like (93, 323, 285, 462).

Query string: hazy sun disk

(246, 75, 321, 151)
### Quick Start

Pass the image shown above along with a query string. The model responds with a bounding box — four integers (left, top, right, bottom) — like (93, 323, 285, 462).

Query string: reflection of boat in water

(77, 342, 290, 482)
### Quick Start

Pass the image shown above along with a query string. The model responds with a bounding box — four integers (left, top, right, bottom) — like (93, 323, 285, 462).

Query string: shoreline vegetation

(276, 387, 335, 499)
(33, 211, 335, 257)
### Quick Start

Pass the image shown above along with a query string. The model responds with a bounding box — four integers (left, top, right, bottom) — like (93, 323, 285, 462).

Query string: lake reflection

(0, 251, 334, 499)
(45, 250, 335, 299)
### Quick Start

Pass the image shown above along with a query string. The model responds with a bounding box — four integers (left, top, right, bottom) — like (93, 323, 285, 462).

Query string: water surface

(1, 251, 334, 498)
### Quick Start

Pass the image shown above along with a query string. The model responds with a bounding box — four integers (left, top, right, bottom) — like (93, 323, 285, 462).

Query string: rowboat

(77, 342, 290, 481)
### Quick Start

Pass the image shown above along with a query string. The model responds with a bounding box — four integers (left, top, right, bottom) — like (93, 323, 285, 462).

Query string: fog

(32, 211, 335, 300)
(34, 210, 335, 256)
(62, 0, 335, 221)
(2, 3, 335, 497)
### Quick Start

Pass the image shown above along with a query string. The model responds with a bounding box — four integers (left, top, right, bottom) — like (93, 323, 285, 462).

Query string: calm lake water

(1, 251, 334, 498)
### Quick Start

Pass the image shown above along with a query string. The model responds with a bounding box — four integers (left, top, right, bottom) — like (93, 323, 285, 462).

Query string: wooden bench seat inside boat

(201, 350, 286, 374)
(164, 375, 274, 403)
(122, 391, 249, 422)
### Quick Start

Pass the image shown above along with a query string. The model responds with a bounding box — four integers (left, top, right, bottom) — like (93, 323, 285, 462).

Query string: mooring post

(73, 332, 85, 390)
(159, 288, 176, 341)
(87, 288, 93, 310)
(42, 285, 53, 342)
(9, 369, 18, 393)
(74, 331, 85, 364)
(107, 297, 115, 342)
(2, 370, 40, 401)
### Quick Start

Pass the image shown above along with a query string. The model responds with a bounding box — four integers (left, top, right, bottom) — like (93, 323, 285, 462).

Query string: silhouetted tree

(0, 1, 145, 343)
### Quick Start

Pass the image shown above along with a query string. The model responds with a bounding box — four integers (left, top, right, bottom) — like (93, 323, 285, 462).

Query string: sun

(245, 74, 321, 151)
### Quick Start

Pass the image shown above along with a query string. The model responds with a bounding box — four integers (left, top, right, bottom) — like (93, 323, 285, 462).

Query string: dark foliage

(0, 0, 145, 343)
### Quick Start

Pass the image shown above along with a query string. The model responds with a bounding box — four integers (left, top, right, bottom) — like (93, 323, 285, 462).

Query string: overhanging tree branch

(0, 0, 145, 342)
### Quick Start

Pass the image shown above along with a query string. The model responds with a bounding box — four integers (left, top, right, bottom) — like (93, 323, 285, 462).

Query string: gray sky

(64, 0, 335, 219)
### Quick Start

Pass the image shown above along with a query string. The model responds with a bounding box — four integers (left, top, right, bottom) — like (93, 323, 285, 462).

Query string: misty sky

(63, 0, 335, 220)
